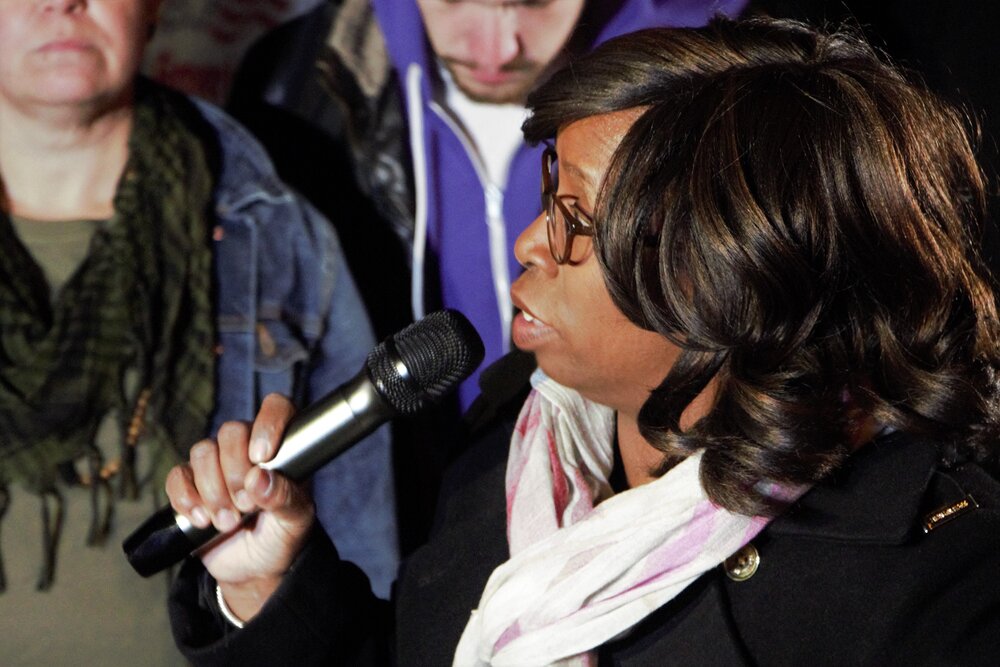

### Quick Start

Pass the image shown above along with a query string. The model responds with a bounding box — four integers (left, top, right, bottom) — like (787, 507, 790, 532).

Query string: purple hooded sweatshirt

(370, 0, 748, 409)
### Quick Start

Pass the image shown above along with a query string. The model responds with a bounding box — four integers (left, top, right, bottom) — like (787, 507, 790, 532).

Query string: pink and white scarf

(453, 370, 797, 667)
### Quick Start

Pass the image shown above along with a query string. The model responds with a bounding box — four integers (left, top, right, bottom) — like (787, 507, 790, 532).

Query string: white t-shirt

(439, 65, 528, 190)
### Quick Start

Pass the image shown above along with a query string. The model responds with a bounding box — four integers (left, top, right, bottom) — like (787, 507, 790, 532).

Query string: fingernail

(234, 489, 252, 512)
(251, 468, 274, 499)
(249, 437, 268, 464)
(216, 509, 240, 532)
(191, 506, 211, 528)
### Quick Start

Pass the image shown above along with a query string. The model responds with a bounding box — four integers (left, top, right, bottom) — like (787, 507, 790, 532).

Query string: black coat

(170, 354, 1000, 666)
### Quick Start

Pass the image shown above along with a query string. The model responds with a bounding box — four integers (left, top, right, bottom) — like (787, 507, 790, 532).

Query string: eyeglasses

(542, 146, 594, 265)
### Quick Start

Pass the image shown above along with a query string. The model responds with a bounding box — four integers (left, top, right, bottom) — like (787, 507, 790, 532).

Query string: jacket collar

(464, 350, 536, 435)
(190, 99, 291, 214)
(768, 430, 938, 544)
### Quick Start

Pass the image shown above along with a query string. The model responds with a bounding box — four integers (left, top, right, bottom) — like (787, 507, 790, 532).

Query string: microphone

(122, 309, 484, 577)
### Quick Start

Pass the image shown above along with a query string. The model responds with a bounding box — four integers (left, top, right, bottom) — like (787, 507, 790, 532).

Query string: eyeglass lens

(542, 153, 560, 261)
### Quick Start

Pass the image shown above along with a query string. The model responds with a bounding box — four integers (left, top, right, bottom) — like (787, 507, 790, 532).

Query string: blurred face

(0, 0, 160, 114)
(511, 110, 683, 412)
(416, 0, 585, 104)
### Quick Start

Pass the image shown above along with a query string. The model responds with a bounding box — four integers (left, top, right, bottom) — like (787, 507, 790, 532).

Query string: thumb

(244, 466, 313, 528)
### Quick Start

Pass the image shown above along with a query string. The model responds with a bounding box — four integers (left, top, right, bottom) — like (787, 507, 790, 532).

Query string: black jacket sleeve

(169, 527, 392, 666)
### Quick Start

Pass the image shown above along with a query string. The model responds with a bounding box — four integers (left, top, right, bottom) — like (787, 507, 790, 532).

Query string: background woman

(166, 17, 1000, 666)
(0, 1, 396, 663)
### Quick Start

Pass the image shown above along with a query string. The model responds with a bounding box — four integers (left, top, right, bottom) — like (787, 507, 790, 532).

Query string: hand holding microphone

(167, 393, 313, 618)
(123, 310, 483, 618)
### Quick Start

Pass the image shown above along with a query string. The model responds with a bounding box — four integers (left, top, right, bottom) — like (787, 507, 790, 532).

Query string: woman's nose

(514, 212, 557, 275)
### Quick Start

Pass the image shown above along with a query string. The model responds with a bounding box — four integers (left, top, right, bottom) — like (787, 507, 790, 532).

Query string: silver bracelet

(215, 583, 246, 630)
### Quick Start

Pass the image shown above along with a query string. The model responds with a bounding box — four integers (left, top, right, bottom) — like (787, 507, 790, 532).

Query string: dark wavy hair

(523, 17, 1000, 516)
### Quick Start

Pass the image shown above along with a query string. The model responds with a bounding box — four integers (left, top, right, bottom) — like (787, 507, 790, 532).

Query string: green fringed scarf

(0, 80, 217, 590)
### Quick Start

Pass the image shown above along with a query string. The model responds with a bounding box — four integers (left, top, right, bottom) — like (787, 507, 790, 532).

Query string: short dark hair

(525, 17, 1000, 515)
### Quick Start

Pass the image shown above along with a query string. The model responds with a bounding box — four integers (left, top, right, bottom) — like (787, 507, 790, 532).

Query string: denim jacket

(194, 99, 398, 597)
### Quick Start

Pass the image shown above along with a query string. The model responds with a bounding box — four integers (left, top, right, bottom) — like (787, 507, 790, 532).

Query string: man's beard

(443, 59, 543, 105)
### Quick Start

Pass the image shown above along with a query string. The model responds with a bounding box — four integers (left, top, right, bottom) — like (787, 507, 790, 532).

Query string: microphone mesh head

(366, 309, 485, 414)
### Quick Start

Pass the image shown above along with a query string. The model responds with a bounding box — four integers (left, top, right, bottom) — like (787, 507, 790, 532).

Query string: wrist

(216, 584, 245, 628)
(217, 575, 283, 623)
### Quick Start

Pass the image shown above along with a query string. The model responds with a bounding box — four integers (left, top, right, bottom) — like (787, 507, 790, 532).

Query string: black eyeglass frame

(542, 146, 595, 265)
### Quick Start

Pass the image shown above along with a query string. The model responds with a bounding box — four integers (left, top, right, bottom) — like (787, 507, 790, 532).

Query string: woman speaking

(165, 17, 1000, 666)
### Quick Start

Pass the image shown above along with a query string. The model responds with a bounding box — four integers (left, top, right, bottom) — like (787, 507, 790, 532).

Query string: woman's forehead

(554, 108, 645, 191)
